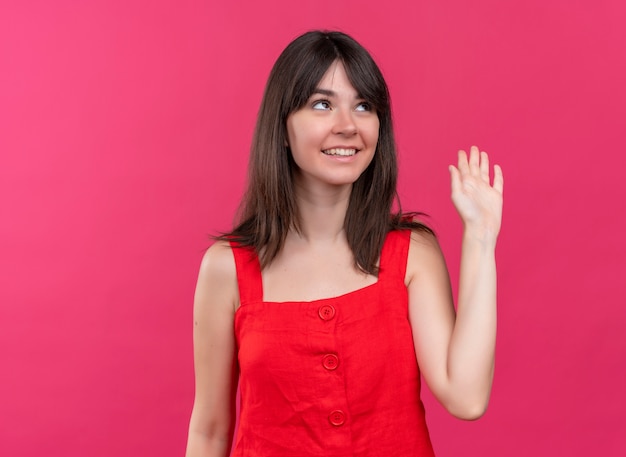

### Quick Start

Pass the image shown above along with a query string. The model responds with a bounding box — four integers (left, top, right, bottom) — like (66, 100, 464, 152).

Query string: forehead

(316, 61, 359, 96)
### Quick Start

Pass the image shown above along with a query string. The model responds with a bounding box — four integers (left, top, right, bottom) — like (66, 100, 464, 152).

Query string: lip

(322, 145, 361, 152)
(321, 149, 361, 163)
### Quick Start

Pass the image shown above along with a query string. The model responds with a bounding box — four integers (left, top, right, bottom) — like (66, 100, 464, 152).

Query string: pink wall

(1, 1, 624, 456)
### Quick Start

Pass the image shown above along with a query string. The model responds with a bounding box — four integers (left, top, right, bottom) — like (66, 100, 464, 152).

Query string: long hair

(220, 30, 432, 274)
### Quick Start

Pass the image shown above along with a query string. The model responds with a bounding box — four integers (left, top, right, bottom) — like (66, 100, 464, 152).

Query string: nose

(331, 108, 357, 136)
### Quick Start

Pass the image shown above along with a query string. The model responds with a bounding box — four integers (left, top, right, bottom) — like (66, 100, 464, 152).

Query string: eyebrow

(312, 88, 336, 97)
(311, 88, 365, 99)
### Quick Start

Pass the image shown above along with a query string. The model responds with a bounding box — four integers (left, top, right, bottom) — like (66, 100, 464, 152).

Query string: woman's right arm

(185, 241, 239, 457)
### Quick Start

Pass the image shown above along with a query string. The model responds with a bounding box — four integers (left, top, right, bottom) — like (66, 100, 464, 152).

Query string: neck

(292, 180, 352, 243)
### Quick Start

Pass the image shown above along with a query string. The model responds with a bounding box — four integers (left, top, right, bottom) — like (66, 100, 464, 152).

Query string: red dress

(230, 230, 435, 457)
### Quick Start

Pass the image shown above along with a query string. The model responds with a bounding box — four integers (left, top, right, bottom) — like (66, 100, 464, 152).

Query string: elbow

(444, 396, 490, 421)
(449, 403, 488, 421)
(441, 373, 494, 420)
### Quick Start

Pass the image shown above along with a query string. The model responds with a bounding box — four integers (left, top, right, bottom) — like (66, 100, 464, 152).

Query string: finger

(469, 145, 480, 176)
(480, 151, 490, 183)
(493, 164, 504, 194)
(457, 150, 469, 176)
(449, 165, 461, 195)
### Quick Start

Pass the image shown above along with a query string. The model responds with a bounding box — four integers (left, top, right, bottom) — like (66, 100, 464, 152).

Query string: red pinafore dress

(230, 229, 435, 457)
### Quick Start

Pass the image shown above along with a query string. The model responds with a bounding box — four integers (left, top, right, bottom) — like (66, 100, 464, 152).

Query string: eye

(355, 101, 372, 112)
(312, 100, 331, 110)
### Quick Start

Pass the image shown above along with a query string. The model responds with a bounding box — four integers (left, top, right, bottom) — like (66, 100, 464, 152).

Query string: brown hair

(220, 30, 433, 274)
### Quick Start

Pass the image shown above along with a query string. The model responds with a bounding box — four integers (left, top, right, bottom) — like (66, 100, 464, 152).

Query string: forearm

(446, 228, 498, 417)
(185, 428, 233, 457)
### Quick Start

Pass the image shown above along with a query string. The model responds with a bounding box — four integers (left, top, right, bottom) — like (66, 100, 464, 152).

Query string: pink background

(1, 1, 625, 456)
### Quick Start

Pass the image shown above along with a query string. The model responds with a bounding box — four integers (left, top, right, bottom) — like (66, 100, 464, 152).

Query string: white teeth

(323, 148, 357, 156)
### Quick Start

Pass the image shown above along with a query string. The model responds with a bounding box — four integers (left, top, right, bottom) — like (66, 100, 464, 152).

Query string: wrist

(462, 225, 499, 249)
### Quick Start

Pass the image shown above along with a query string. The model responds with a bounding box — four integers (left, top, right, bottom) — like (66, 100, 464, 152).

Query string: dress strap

(378, 229, 411, 282)
(229, 241, 264, 305)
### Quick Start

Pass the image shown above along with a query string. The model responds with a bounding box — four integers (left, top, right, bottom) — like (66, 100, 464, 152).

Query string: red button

(329, 410, 345, 426)
(318, 305, 336, 321)
(322, 354, 339, 371)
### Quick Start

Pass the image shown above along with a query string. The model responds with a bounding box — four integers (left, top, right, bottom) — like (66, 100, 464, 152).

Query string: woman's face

(286, 61, 380, 191)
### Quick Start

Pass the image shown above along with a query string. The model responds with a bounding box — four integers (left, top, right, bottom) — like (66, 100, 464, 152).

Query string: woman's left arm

(407, 145, 503, 420)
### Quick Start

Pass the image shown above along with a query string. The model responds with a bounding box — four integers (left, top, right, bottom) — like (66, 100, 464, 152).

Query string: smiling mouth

(322, 148, 358, 157)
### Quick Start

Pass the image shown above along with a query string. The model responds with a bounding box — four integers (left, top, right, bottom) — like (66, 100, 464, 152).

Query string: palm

(450, 146, 504, 236)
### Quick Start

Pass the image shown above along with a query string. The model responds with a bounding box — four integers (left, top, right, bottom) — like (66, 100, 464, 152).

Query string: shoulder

(198, 240, 237, 281)
(195, 240, 239, 312)
(405, 229, 448, 286)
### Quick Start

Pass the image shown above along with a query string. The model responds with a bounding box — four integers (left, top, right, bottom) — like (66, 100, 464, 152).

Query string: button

(318, 305, 336, 321)
(329, 410, 345, 426)
(322, 354, 339, 371)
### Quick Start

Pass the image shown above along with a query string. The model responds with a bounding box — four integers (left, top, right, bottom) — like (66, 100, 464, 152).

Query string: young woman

(186, 30, 503, 457)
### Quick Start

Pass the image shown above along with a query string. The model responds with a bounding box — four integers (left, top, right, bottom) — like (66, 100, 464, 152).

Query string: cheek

(288, 121, 325, 150)
(367, 119, 381, 148)
(286, 122, 311, 167)
(286, 118, 304, 149)
(286, 118, 296, 147)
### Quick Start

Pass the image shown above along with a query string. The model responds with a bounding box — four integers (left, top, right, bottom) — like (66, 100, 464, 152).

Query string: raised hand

(449, 146, 504, 238)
